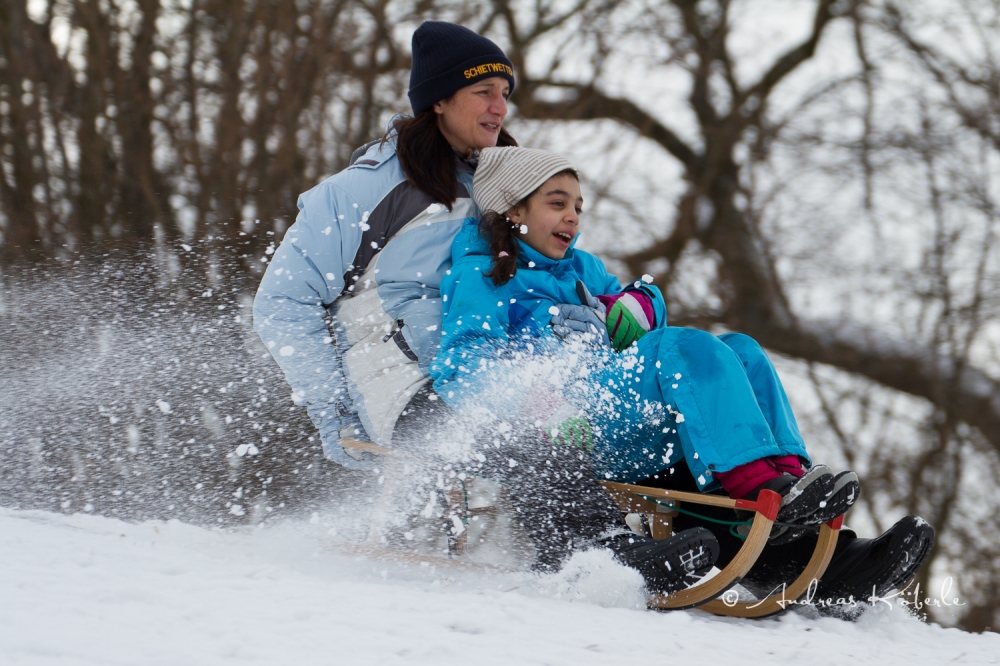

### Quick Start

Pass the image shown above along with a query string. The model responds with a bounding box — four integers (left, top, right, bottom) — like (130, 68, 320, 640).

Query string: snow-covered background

(4, 0, 1000, 658)
(5, 507, 999, 665)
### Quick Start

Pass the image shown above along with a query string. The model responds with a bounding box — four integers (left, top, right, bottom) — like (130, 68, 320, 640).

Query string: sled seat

(340, 438, 842, 617)
(340, 437, 496, 556)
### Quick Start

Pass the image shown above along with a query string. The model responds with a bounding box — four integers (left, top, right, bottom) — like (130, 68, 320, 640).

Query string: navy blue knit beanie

(408, 21, 516, 115)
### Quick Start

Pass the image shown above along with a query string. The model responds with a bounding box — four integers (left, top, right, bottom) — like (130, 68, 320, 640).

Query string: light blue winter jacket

(430, 218, 667, 408)
(253, 132, 478, 467)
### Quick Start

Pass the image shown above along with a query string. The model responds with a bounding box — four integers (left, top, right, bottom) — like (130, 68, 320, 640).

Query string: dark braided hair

(479, 168, 579, 286)
(387, 110, 517, 211)
(479, 211, 521, 286)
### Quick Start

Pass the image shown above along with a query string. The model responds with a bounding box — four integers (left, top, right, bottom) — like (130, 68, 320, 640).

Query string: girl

(430, 147, 860, 544)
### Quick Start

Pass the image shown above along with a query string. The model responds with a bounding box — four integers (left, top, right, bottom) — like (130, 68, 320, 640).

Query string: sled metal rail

(341, 438, 842, 618)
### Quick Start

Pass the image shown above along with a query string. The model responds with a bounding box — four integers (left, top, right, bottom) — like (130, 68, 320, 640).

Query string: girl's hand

(520, 384, 594, 451)
(597, 290, 656, 352)
(541, 415, 593, 451)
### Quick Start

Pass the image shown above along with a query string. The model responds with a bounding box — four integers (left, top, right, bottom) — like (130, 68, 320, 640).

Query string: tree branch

(736, 0, 838, 124)
(515, 82, 701, 169)
(751, 320, 1000, 454)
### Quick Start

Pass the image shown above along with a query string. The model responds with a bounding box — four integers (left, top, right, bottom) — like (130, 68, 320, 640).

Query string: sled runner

(598, 480, 842, 617)
(340, 438, 842, 618)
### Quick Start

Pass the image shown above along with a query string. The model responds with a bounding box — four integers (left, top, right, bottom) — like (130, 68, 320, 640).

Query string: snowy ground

(3, 508, 997, 666)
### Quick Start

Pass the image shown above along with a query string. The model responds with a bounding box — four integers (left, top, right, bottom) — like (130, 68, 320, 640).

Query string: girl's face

(434, 77, 510, 153)
(508, 173, 583, 260)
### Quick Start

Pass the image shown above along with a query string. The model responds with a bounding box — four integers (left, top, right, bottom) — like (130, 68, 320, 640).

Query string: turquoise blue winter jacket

(431, 220, 813, 487)
(430, 218, 667, 408)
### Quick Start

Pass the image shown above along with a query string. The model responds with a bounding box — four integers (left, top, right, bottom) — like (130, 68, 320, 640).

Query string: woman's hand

(548, 281, 610, 347)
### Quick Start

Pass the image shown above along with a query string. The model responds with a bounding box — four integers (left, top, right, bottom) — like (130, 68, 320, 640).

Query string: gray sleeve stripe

(342, 180, 467, 292)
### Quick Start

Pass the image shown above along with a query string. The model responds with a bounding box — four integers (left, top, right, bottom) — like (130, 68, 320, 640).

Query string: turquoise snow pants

(583, 329, 809, 490)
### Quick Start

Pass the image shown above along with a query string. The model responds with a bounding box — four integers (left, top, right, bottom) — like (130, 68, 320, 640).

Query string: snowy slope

(2, 508, 996, 666)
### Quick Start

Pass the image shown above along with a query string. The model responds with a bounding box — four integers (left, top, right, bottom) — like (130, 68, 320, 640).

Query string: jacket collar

(516, 234, 579, 269)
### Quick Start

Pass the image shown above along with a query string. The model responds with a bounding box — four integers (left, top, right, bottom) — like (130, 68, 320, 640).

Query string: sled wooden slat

(342, 438, 394, 456)
(599, 483, 677, 516)
(329, 542, 513, 573)
(649, 512, 672, 541)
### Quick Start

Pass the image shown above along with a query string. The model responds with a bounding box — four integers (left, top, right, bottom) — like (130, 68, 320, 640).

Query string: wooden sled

(599, 480, 843, 617)
(341, 438, 842, 618)
(339, 437, 499, 557)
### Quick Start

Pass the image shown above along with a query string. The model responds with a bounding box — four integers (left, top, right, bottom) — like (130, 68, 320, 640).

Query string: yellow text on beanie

(408, 21, 515, 115)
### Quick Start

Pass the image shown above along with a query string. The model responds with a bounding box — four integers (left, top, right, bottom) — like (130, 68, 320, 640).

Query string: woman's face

(434, 77, 509, 153)
(508, 173, 583, 260)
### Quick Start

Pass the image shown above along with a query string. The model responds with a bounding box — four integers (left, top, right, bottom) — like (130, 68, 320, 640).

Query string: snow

(3, 508, 997, 665)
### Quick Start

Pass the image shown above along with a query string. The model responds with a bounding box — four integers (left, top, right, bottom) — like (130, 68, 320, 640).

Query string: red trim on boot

(771, 454, 805, 478)
(716, 458, 784, 499)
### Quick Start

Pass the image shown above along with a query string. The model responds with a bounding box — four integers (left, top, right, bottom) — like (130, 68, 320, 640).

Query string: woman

(255, 21, 517, 465)
(254, 21, 720, 594)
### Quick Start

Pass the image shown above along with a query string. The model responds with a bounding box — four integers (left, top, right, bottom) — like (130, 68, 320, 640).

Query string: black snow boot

(766, 464, 835, 523)
(768, 470, 862, 545)
(737, 465, 834, 543)
(801, 470, 860, 526)
(813, 515, 935, 608)
(602, 527, 720, 595)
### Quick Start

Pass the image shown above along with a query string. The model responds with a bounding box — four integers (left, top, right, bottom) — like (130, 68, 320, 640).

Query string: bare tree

(0, 0, 428, 267)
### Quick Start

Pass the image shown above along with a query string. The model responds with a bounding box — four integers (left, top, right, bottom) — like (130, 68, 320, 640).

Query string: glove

(521, 384, 594, 452)
(311, 408, 375, 471)
(548, 281, 610, 347)
(596, 289, 656, 352)
(541, 415, 593, 451)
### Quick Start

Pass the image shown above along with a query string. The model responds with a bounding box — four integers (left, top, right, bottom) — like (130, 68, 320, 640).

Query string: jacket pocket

(382, 319, 418, 363)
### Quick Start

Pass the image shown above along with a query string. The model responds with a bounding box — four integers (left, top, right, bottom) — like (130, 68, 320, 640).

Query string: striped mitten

(596, 290, 656, 352)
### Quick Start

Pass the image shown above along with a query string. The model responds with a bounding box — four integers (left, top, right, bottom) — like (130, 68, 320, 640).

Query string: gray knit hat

(473, 147, 576, 215)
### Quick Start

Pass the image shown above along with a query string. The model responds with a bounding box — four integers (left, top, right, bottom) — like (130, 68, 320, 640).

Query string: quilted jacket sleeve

(252, 180, 368, 468)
